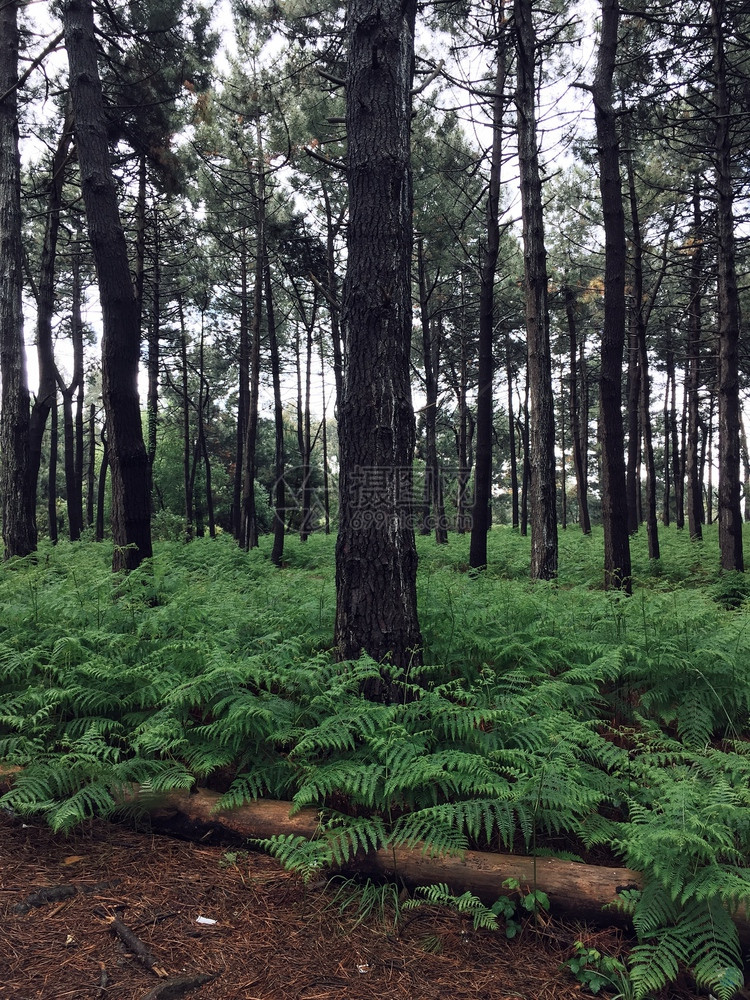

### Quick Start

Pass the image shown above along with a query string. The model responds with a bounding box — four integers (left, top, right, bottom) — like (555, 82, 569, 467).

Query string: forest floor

(0, 811, 703, 1000)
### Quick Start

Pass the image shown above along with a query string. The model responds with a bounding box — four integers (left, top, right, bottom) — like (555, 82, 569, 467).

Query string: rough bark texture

(0, 0, 36, 558)
(63, 0, 152, 570)
(335, 0, 423, 692)
(514, 0, 557, 580)
(592, 0, 631, 592)
(469, 1, 506, 570)
(711, 0, 743, 572)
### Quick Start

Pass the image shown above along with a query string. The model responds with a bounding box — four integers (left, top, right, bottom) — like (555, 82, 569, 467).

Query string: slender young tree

(0, 0, 36, 557)
(335, 0, 423, 692)
(514, 0, 557, 580)
(470, 0, 506, 570)
(62, 0, 152, 570)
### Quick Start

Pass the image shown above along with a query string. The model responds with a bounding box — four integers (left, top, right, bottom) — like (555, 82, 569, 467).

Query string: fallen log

(138, 788, 642, 927)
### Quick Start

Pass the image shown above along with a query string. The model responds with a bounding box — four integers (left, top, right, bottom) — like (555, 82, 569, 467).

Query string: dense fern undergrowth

(3, 525, 750, 998)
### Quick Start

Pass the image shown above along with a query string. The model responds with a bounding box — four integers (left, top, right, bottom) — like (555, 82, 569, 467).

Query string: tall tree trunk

(48, 397, 59, 545)
(63, 0, 152, 571)
(564, 284, 591, 534)
(335, 0, 423, 690)
(470, 0, 506, 570)
(0, 0, 36, 557)
(625, 154, 659, 559)
(265, 257, 286, 566)
(146, 206, 160, 474)
(196, 309, 215, 538)
(514, 0, 557, 580)
(625, 321, 640, 535)
(28, 113, 73, 513)
(322, 182, 344, 407)
(740, 417, 750, 523)
(559, 364, 567, 530)
(58, 238, 85, 541)
(87, 403, 96, 527)
(95, 427, 108, 542)
(240, 133, 264, 553)
(519, 371, 531, 537)
(592, 0, 631, 592)
(177, 295, 193, 540)
(506, 331, 519, 529)
(686, 178, 703, 540)
(233, 241, 250, 540)
(711, 0, 743, 571)
(417, 239, 447, 544)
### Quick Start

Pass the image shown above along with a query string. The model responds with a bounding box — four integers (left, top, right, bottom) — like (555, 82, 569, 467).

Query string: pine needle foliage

(3, 527, 750, 996)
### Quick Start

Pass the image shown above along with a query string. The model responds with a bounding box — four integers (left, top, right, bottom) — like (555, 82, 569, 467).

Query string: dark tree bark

(95, 426, 108, 542)
(232, 241, 250, 540)
(240, 133, 264, 553)
(56, 238, 85, 541)
(470, 0, 506, 570)
(505, 330, 520, 530)
(87, 403, 96, 527)
(177, 295, 193, 539)
(625, 153, 658, 560)
(564, 284, 591, 534)
(686, 178, 703, 541)
(0, 0, 36, 558)
(514, 0, 557, 580)
(335, 0, 423, 691)
(28, 114, 73, 514)
(417, 239, 447, 544)
(711, 0, 743, 572)
(146, 206, 160, 475)
(625, 321, 640, 535)
(591, 0, 631, 592)
(62, 0, 152, 571)
(265, 257, 286, 566)
(48, 397, 59, 546)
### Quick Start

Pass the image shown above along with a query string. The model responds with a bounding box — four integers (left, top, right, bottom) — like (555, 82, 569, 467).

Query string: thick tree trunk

(711, 0, 743, 572)
(335, 0, 423, 692)
(63, 0, 152, 571)
(0, 0, 36, 558)
(514, 0, 557, 580)
(592, 0, 631, 592)
(470, 0, 506, 570)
